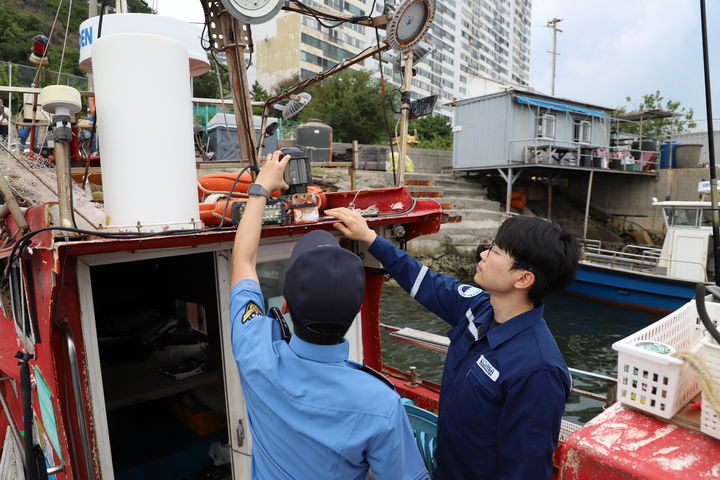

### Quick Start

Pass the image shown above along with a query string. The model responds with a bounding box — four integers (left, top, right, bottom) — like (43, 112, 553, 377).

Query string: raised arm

(327, 207, 481, 327)
(230, 151, 290, 288)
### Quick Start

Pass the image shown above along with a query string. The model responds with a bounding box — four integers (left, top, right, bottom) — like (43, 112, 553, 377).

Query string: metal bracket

(206, 2, 254, 52)
(237, 419, 245, 447)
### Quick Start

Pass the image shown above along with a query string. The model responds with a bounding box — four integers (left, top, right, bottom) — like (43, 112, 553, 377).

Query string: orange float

(510, 191, 527, 210)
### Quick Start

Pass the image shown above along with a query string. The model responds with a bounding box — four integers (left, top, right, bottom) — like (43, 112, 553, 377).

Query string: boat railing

(582, 240, 707, 279)
(567, 367, 617, 408)
(380, 323, 618, 408)
(582, 247, 706, 280)
(60, 323, 96, 480)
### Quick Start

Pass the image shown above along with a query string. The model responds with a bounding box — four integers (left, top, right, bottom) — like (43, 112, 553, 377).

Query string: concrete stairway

(403, 172, 503, 257)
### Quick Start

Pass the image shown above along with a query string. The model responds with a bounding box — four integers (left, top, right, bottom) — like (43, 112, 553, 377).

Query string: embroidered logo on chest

(458, 284, 482, 298)
(476, 355, 499, 381)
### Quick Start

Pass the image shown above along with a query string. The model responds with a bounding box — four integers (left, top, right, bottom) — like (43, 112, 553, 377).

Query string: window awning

(515, 95, 607, 118)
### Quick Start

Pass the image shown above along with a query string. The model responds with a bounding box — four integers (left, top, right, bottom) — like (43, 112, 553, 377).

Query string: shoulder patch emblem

(477, 355, 500, 381)
(458, 284, 482, 298)
(242, 302, 263, 324)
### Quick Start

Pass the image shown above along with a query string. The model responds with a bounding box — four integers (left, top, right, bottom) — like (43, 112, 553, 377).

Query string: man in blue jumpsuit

(327, 208, 579, 480)
(230, 151, 429, 480)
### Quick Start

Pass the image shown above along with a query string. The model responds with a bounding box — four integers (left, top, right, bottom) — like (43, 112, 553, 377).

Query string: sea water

(380, 280, 663, 424)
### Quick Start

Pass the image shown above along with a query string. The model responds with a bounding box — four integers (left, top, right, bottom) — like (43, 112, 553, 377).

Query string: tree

(614, 90, 696, 138)
(410, 114, 453, 150)
(250, 81, 269, 115)
(295, 69, 393, 144)
(192, 59, 230, 99)
(250, 81, 269, 101)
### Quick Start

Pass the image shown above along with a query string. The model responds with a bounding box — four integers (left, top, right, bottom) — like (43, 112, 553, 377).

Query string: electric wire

(294, 1, 371, 29)
(218, 165, 260, 228)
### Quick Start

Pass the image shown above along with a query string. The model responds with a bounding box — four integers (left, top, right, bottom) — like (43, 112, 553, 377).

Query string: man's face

(473, 241, 526, 295)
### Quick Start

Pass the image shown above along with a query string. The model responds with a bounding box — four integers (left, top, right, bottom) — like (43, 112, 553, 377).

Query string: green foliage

(614, 90, 696, 138)
(0, 0, 152, 79)
(127, 0, 153, 14)
(410, 114, 453, 150)
(251, 80, 269, 115)
(192, 59, 230, 100)
(250, 81, 269, 101)
(295, 69, 393, 144)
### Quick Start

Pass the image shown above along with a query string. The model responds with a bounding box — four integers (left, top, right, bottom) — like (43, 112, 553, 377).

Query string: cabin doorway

(78, 250, 242, 480)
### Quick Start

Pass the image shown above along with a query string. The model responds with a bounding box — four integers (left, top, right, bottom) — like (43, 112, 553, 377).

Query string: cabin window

(573, 119, 592, 144)
(666, 208, 699, 227)
(257, 259, 293, 329)
(536, 113, 556, 139)
(701, 209, 713, 227)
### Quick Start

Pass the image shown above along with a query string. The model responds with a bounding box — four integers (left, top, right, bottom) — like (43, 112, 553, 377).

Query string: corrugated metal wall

(453, 94, 510, 169)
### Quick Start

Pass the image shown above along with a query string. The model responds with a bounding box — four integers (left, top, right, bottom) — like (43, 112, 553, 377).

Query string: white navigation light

(220, 0, 284, 24)
(386, 0, 435, 52)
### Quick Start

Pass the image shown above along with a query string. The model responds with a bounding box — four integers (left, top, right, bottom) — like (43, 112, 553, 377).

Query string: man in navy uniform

(327, 208, 579, 480)
(230, 151, 428, 480)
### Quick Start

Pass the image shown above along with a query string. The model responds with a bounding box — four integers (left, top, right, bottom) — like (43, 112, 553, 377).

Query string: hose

(694, 283, 720, 345)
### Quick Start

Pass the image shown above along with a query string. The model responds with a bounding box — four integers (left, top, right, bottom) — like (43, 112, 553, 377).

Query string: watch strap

(248, 183, 272, 200)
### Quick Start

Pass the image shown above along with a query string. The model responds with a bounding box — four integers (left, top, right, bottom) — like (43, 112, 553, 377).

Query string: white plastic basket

(612, 301, 720, 419)
(700, 333, 720, 439)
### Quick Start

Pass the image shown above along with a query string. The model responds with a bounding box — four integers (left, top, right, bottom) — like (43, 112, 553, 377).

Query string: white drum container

(92, 33, 200, 232)
(79, 14, 210, 76)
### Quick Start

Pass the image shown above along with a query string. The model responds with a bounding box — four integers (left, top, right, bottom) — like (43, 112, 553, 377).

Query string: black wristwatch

(247, 183, 272, 200)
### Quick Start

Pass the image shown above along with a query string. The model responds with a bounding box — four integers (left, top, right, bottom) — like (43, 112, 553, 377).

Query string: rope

(672, 350, 720, 415)
(33, 0, 63, 87)
(57, 0, 74, 83)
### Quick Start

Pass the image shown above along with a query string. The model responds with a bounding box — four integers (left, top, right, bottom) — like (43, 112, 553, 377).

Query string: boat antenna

(700, 0, 719, 286)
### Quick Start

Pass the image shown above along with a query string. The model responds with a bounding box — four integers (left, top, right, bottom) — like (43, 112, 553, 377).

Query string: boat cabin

(653, 199, 714, 282)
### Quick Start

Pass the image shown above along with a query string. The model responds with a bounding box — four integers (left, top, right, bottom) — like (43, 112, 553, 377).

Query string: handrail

(61, 323, 96, 480)
(380, 324, 618, 407)
(0, 376, 25, 467)
(568, 368, 617, 408)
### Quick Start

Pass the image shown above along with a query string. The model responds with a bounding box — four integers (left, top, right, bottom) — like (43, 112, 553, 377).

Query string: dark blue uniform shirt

(369, 237, 572, 480)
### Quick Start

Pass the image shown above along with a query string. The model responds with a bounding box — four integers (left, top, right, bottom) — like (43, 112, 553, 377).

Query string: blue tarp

(515, 95, 607, 118)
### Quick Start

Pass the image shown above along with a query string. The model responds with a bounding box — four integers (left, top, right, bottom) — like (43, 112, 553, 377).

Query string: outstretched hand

(255, 150, 291, 193)
(325, 207, 377, 245)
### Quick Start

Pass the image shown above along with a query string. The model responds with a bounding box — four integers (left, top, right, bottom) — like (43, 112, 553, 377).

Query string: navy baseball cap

(284, 230, 366, 329)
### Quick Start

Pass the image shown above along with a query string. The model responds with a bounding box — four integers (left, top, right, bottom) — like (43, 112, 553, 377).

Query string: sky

(156, 0, 720, 122)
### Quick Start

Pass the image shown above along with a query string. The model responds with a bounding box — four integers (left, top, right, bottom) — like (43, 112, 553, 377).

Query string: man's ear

(514, 269, 535, 291)
(281, 298, 290, 314)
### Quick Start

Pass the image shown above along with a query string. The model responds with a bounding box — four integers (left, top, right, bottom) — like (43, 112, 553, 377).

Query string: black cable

(295, 0, 370, 29)
(17, 351, 37, 480)
(695, 283, 720, 345)
(218, 165, 260, 228)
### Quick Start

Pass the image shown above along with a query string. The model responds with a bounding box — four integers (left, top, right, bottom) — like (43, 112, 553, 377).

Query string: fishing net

(0, 143, 105, 230)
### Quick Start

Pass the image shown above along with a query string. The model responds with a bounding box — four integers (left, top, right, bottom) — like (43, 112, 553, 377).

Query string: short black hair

(494, 215, 580, 305)
(291, 315, 348, 345)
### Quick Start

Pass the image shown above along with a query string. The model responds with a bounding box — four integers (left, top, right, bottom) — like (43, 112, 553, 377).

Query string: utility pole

(547, 18, 562, 96)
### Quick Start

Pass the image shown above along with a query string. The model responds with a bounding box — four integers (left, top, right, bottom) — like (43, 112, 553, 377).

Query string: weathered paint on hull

(566, 263, 696, 312)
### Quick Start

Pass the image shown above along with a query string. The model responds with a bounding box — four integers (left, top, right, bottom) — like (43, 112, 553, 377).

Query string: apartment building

(254, 0, 532, 118)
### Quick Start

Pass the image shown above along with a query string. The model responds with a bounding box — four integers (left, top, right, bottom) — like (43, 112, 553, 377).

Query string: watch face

(397, 3, 428, 42)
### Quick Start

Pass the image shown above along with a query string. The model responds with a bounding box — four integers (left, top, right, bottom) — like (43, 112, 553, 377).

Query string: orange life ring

(510, 191, 527, 210)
